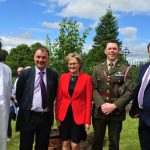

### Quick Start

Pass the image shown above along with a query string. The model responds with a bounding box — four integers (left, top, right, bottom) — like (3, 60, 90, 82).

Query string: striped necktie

(39, 71, 47, 109)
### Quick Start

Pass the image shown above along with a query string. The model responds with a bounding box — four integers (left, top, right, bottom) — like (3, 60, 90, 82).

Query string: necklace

(70, 76, 78, 81)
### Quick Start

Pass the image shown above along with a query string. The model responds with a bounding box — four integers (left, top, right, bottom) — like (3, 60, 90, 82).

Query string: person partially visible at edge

(147, 43, 150, 58)
(92, 40, 134, 150)
(7, 67, 24, 140)
(129, 42, 150, 150)
(16, 47, 58, 150)
(55, 53, 92, 150)
(13, 67, 24, 96)
(0, 42, 12, 150)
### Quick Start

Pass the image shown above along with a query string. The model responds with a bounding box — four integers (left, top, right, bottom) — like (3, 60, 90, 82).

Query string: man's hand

(101, 103, 117, 115)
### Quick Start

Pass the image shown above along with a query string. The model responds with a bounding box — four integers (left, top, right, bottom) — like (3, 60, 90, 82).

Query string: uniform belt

(31, 111, 49, 116)
(99, 92, 115, 98)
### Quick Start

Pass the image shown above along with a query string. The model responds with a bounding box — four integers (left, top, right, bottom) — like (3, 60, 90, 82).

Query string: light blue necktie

(138, 65, 150, 108)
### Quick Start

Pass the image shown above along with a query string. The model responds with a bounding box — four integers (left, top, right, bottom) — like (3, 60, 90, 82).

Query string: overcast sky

(0, 0, 150, 64)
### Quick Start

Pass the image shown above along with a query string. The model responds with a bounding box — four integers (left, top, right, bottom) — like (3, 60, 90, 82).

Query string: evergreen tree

(85, 7, 123, 75)
(45, 34, 52, 55)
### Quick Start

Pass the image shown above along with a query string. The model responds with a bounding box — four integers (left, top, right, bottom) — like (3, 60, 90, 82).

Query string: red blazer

(55, 71, 92, 125)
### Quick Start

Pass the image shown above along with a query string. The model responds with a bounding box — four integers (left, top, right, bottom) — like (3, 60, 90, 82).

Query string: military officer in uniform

(92, 40, 134, 150)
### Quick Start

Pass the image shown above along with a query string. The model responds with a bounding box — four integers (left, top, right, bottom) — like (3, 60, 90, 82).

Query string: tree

(0, 49, 8, 61)
(85, 7, 123, 75)
(30, 42, 44, 62)
(5, 44, 32, 75)
(49, 18, 91, 74)
(45, 34, 52, 55)
(0, 39, 8, 61)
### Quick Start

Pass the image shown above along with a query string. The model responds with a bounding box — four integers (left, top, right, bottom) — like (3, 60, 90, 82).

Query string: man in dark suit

(16, 47, 58, 150)
(130, 43, 150, 150)
(92, 40, 134, 150)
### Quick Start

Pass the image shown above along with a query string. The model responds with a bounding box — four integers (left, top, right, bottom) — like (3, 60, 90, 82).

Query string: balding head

(17, 67, 24, 75)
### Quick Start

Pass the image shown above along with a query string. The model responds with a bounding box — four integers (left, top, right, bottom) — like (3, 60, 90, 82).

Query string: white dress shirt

(31, 67, 48, 112)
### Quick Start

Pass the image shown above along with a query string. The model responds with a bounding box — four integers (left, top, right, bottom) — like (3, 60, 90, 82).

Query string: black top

(69, 76, 78, 97)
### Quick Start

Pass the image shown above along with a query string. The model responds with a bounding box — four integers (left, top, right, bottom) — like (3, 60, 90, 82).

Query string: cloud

(83, 44, 92, 53)
(19, 27, 50, 34)
(121, 41, 148, 64)
(34, 1, 56, 13)
(119, 27, 137, 39)
(0, 33, 45, 52)
(36, 0, 150, 20)
(0, 0, 6, 3)
(42, 21, 60, 29)
(42, 21, 84, 30)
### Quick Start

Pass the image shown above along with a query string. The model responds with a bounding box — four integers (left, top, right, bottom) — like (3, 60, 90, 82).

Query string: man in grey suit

(16, 47, 58, 150)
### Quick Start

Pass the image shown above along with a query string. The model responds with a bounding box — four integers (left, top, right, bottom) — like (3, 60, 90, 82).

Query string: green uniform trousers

(92, 117, 122, 150)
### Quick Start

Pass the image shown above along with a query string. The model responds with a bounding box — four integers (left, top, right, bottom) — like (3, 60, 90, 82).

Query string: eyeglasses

(68, 62, 79, 66)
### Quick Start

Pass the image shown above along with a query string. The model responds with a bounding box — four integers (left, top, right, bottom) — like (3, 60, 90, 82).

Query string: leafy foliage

(48, 18, 91, 75)
(0, 49, 8, 61)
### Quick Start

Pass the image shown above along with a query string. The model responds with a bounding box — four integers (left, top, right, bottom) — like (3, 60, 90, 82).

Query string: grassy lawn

(7, 115, 140, 150)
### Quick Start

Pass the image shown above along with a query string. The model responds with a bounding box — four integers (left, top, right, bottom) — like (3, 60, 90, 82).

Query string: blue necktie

(138, 65, 150, 108)
(39, 71, 47, 109)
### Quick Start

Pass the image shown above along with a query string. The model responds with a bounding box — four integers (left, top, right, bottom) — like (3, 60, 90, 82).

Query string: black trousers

(8, 106, 16, 138)
(92, 118, 122, 150)
(138, 118, 150, 150)
(19, 112, 51, 150)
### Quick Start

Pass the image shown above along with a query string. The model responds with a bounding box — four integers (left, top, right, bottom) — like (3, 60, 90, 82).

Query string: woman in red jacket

(55, 53, 92, 150)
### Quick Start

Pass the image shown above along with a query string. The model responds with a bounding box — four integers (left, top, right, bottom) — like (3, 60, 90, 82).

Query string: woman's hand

(85, 124, 90, 132)
(56, 120, 61, 127)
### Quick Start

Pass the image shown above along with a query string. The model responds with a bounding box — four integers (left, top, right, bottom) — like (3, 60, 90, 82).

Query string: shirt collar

(107, 59, 118, 66)
(35, 66, 46, 74)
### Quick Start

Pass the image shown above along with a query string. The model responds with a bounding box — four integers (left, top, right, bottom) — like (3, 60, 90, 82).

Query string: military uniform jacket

(92, 60, 134, 121)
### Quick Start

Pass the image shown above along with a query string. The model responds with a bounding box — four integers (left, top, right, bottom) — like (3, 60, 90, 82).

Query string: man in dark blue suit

(16, 47, 58, 150)
(130, 43, 150, 150)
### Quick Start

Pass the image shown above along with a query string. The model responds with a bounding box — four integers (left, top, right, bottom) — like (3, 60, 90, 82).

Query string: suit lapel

(102, 61, 109, 74)
(30, 68, 36, 92)
(46, 68, 52, 99)
(64, 73, 71, 98)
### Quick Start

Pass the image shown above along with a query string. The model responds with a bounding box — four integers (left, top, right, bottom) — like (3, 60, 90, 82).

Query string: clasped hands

(101, 103, 117, 115)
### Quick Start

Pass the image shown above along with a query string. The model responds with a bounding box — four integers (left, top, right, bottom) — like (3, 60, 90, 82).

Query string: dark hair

(147, 43, 150, 52)
(105, 40, 119, 49)
(0, 40, 2, 50)
(34, 47, 50, 56)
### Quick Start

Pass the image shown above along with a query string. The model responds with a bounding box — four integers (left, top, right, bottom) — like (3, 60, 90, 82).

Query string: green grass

(7, 115, 140, 150)
(102, 115, 140, 150)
